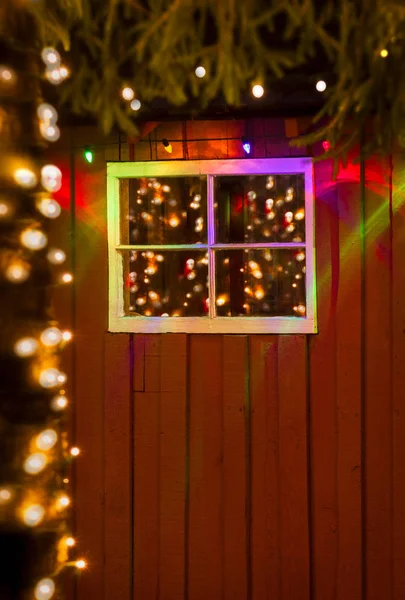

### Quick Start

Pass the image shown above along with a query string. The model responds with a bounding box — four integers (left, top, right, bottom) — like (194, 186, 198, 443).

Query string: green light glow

(84, 149, 93, 163)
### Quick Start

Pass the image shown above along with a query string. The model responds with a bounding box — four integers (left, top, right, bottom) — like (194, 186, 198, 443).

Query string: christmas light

(66, 537, 76, 547)
(34, 578, 55, 600)
(41, 47, 60, 67)
(45, 68, 63, 85)
(195, 66, 206, 78)
(380, 48, 388, 58)
(36, 429, 57, 450)
(322, 140, 331, 151)
(40, 327, 63, 347)
(0, 202, 9, 217)
(122, 86, 135, 101)
(14, 337, 38, 357)
(84, 147, 93, 163)
(59, 66, 70, 79)
(21, 228, 48, 250)
(0, 66, 14, 82)
(295, 208, 305, 220)
(39, 368, 63, 388)
(76, 560, 87, 570)
(70, 447, 80, 456)
(62, 330, 73, 342)
(38, 198, 61, 219)
(51, 394, 68, 411)
(130, 99, 141, 111)
(61, 272, 73, 283)
(242, 137, 251, 154)
(169, 216, 180, 227)
(47, 248, 66, 264)
(5, 261, 30, 283)
(57, 494, 70, 508)
(162, 138, 173, 153)
(0, 488, 12, 504)
(23, 504, 45, 527)
(40, 123, 60, 142)
(41, 165, 62, 192)
(316, 79, 327, 92)
(24, 453, 47, 475)
(252, 84, 264, 98)
(37, 103, 58, 123)
(14, 168, 37, 188)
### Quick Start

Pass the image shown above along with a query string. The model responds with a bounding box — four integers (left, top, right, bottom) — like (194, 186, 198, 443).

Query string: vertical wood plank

(250, 336, 280, 600)
(222, 336, 248, 600)
(133, 335, 145, 392)
(392, 152, 405, 599)
(364, 156, 393, 600)
(278, 335, 309, 600)
(159, 334, 187, 600)
(335, 175, 363, 600)
(309, 160, 339, 600)
(133, 335, 161, 600)
(188, 336, 223, 600)
(104, 333, 132, 600)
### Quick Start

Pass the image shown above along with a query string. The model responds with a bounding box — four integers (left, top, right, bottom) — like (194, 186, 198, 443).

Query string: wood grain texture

(335, 175, 363, 600)
(364, 156, 393, 600)
(104, 333, 132, 600)
(250, 336, 280, 600)
(188, 336, 223, 600)
(222, 336, 248, 600)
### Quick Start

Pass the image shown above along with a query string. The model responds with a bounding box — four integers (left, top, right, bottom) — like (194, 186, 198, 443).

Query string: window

(107, 158, 316, 333)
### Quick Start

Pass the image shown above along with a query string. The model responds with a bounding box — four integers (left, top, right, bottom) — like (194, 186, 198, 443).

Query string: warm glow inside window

(107, 158, 316, 333)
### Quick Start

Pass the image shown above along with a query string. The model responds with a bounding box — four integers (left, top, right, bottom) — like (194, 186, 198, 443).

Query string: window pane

(122, 176, 207, 245)
(215, 249, 306, 317)
(214, 174, 305, 244)
(123, 250, 209, 317)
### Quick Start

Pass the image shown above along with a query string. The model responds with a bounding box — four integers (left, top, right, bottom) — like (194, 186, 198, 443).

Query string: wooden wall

(53, 119, 405, 600)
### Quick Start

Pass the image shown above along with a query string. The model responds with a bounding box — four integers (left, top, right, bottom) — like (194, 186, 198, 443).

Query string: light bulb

(39, 368, 61, 388)
(40, 123, 61, 142)
(70, 447, 80, 457)
(62, 330, 73, 342)
(14, 337, 38, 357)
(14, 168, 38, 189)
(169, 216, 180, 228)
(0, 202, 9, 217)
(35, 578, 55, 600)
(380, 49, 388, 58)
(57, 494, 70, 508)
(61, 272, 73, 283)
(24, 453, 47, 475)
(37, 103, 58, 124)
(295, 209, 305, 220)
(59, 66, 69, 79)
(41, 47, 61, 67)
(122, 87, 135, 101)
(252, 84, 264, 98)
(38, 198, 61, 219)
(21, 229, 47, 251)
(45, 67, 63, 85)
(0, 66, 14, 82)
(130, 99, 141, 111)
(51, 394, 68, 411)
(23, 504, 45, 527)
(216, 296, 227, 306)
(316, 80, 327, 92)
(75, 559, 87, 570)
(65, 536, 76, 547)
(57, 372, 67, 384)
(296, 251, 306, 262)
(195, 66, 206, 78)
(36, 429, 58, 451)
(40, 327, 62, 347)
(5, 261, 30, 283)
(47, 248, 66, 264)
(0, 488, 12, 504)
(41, 165, 62, 192)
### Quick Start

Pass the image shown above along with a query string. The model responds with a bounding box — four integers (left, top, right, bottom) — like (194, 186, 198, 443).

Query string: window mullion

(207, 174, 216, 318)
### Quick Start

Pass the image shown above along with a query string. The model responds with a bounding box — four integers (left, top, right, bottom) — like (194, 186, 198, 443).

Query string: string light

(62, 330, 73, 342)
(57, 494, 70, 509)
(40, 123, 61, 142)
(5, 260, 30, 283)
(39, 368, 63, 388)
(21, 228, 48, 250)
(38, 198, 61, 219)
(75, 560, 87, 570)
(66, 537, 76, 547)
(14, 168, 38, 189)
(162, 138, 173, 153)
(122, 86, 135, 101)
(0, 202, 9, 217)
(316, 79, 327, 92)
(252, 84, 264, 98)
(51, 394, 68, 411)
(380, 48, 388, 58)
(130, 99, 141, 111)
(0, 488, 12, 504)
(84, 147, 93, 163)
(242, 136, 251, 154)
(37, 103, 58, 123)
(45, 68, 63, 85)
(41, 164, 62, 192)
(0, 66, 14, 82)
(14, 337, 38, 357)
(24, 453, 47, 475)
(47, 248, 66, 264)
(23, 504, 45, 527)
(34, 578, 55, 600)
(41, 47, 61, 67)
(195, 66, 206, 78)
(36, 429, 58, 451)
(61, 272, 73, 283)
(70, 447, 80, 457)
(59, 66, 69, 79)
(40, 327, 63, 347)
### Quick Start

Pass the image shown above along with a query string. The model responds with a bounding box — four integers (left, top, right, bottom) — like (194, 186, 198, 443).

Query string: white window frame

(107, 158, 317, 334)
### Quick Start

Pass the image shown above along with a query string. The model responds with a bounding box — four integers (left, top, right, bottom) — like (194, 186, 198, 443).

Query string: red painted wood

(104, 333, 132, 600)
(392, 153, 405, 599)
(222, 336, 248, 600)
(250, 336, 281, 600)
(133, 335, 161, 600)
(364, 156, 393, 600)
(335, 176, 362, 600)
(278, 336, 309, 600)
(309, 160, 339, 600)
(133, 335, 145, 392)
(159, 334, 187, 600)
(188, 336, 223, 600)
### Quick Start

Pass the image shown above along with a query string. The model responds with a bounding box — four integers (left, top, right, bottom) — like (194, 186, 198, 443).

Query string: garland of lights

(0, 47, 85, 600)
